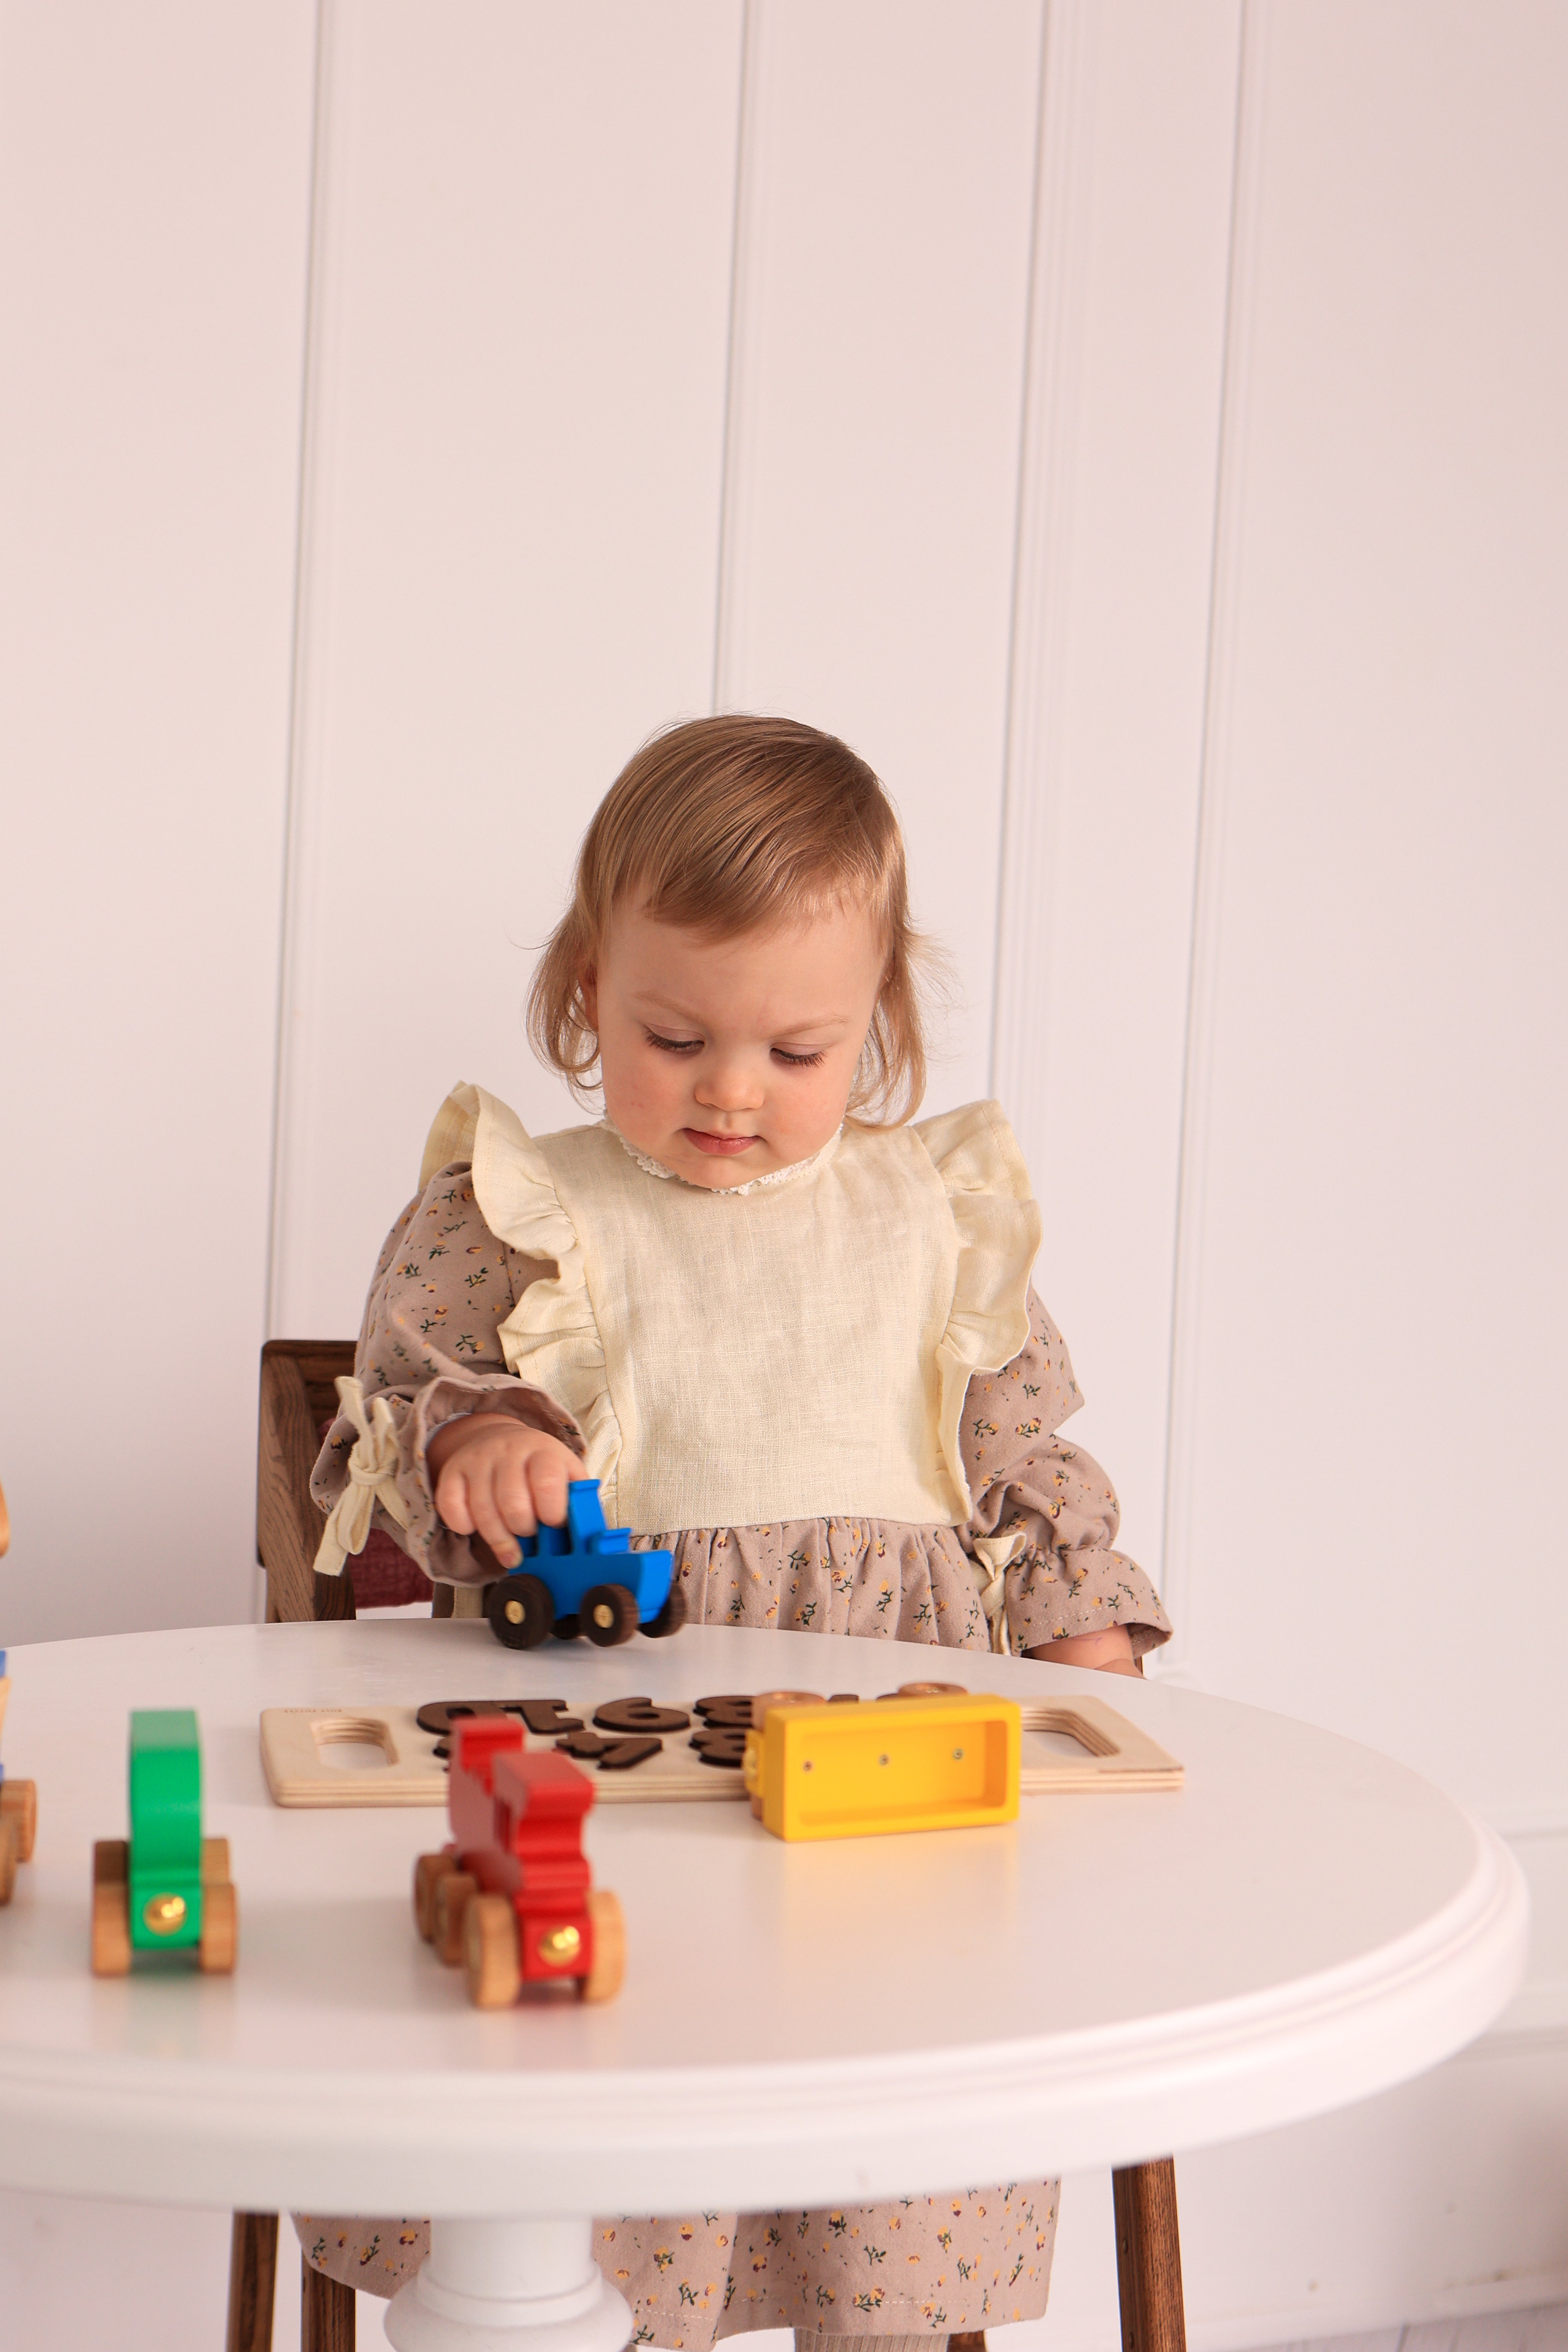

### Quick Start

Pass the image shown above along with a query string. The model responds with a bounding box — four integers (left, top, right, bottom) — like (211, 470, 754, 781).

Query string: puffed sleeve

(309, 1161, 585, 1586)
(959, 1288, 1172, 1660)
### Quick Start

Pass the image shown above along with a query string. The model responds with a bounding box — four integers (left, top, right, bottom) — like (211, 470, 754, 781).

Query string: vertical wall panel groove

(986, 0, 1245, 1584)
(711, 0, 761, 713)
(1156, 1, 1268, 1673)
(267, 0, 335, 1353)
(991, 0, 1097, 1119)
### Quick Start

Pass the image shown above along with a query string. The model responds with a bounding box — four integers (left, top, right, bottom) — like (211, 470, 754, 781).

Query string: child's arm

(960, 1290, 1171, 1668)
(1024, 1625, 1140, 1676)
(310, 1162, 583, 1584)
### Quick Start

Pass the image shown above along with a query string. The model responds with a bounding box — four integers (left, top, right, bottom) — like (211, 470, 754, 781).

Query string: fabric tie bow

(968, 1526, 1027, 1655)
(312, 1375, 412, 1579)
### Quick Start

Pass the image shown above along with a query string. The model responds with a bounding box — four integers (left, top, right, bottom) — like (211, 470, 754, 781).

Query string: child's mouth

(684, 1129, 759, 1156)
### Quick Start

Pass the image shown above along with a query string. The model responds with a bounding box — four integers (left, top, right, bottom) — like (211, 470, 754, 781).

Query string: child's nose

(694, 1058, 765, 1112)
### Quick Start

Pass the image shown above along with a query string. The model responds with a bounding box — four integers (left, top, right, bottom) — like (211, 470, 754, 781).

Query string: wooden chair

(244, 1344, 1186, 2352)
(257, 1339, 449, 1623)
(239, 1339, 401, 2352)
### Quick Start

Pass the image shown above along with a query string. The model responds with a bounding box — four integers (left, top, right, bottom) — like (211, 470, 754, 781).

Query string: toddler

(300, 715, 1170, 2349)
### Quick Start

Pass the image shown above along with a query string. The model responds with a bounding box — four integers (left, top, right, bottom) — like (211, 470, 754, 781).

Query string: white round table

(0, 1621, 1528, 2352)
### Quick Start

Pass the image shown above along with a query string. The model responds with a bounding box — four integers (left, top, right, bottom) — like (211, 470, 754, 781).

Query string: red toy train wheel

(581, 1888, 625, 2001)
(461, 1888, 626, 2007)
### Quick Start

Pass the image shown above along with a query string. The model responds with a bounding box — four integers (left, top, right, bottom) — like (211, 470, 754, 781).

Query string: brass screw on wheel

(592, 1602, 614, 1628)
(505, 1598, 524, 1624)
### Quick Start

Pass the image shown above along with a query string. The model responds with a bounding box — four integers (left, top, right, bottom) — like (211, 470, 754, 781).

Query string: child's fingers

(434, 1460, 476, 1537)
(464, 1459, 526, 1569)
(524, 1443, 572, 1531)
(491, 1448, 541, 1545)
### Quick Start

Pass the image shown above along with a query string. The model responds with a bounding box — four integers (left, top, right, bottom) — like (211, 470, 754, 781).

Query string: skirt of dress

(293, 2185, 1060, 2345)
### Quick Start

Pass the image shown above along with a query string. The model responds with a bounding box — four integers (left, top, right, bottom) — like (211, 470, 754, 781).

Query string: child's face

(584, 900, 886, 1187)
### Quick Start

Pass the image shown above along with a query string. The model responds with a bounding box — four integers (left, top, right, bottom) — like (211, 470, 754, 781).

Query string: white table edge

(0, 1813, 1528, 2215)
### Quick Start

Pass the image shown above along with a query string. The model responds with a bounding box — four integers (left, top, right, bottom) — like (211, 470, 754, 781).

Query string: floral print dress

(296, 1154, 1169, 2341)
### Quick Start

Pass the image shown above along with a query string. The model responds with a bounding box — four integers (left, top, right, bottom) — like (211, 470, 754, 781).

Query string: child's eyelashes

(642, 1030, 826, 1069)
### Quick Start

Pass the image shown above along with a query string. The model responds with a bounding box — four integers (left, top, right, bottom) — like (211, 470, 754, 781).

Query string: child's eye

(772, 1047, 826, 1067)
(644, 1031, 703, 1055)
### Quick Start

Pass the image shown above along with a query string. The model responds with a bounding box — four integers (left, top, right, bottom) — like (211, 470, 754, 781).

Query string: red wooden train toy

(413, 1715, 624, 2006)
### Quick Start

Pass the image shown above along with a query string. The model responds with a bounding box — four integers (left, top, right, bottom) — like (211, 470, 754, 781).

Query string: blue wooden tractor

(484, 1479, 686, 1651)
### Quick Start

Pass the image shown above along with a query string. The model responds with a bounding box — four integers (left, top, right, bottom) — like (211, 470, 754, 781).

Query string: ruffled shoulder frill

(418, 1084, 621, 1501)
(912, 1100, 1042, 1518)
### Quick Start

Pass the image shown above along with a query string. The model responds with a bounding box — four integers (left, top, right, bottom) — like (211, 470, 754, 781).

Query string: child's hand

(425, 1413, 581, 1570)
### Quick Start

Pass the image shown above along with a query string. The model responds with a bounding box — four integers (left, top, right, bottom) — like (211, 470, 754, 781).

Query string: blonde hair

(528, 714, 934, 1124)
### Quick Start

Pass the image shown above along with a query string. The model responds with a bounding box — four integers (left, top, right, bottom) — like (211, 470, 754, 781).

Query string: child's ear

(579, 966, 598, 1028)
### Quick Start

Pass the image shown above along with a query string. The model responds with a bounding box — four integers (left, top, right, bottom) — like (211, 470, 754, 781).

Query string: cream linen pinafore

(416, 1082, 1042, 1543)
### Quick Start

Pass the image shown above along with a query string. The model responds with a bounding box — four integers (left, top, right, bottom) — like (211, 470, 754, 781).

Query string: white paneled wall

(1161, 0, 1568, 1820)
(715, 0, 1042, 1113)
(272, 0, 744, 1338)
(994, 0, 1242, 1565)
(1, 2, 1565, 2344)
(0, 0, 318, 1639)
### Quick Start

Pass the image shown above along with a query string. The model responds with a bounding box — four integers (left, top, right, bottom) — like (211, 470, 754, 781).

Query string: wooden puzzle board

(259, 1694, 1181, 1808)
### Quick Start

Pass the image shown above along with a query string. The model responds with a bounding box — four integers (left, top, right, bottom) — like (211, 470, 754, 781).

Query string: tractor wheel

(434, 1870, 477, 1966)
(641, 1580, 688, 1639)
(0, 1822, 14, 1906)
(91, 1841, 132, 1976)
(582, 1585, 639, 1647)
(465, 1893, 522, 2009)
(199, 1880, 239, 1974)
(485, 1573, 554, 1650)
(551, 1614, 581, 1642)
(0, 1776, 37, 1862)
(580, 1888, 626, 2003)
(414, 1850, 458, 1942)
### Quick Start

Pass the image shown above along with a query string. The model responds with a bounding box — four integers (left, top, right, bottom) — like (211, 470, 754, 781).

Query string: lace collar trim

(603, 1121, 840, 1198)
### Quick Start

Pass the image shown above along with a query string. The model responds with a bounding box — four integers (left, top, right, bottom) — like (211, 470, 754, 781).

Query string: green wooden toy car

(91, 1709, 237, 1974)
(0, 1650, 38, 1906)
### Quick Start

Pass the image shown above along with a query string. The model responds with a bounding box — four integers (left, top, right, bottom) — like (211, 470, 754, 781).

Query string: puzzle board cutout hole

(311, 1715, 398, 1773)
(1027, 1706, 1119, 1761)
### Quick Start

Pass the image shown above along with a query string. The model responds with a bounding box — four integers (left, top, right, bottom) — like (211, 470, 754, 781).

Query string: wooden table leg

(226, 2213, 278, 2352)
(1112, 2157, 1186, 2352)
(303, 2259, 356, 2352)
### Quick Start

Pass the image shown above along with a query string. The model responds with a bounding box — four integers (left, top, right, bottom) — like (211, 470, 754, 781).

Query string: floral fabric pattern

(295, 2184, 1059, 2341)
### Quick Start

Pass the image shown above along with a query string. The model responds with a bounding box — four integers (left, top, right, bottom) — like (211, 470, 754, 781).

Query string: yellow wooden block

(742, 1693, 1021, 1840)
